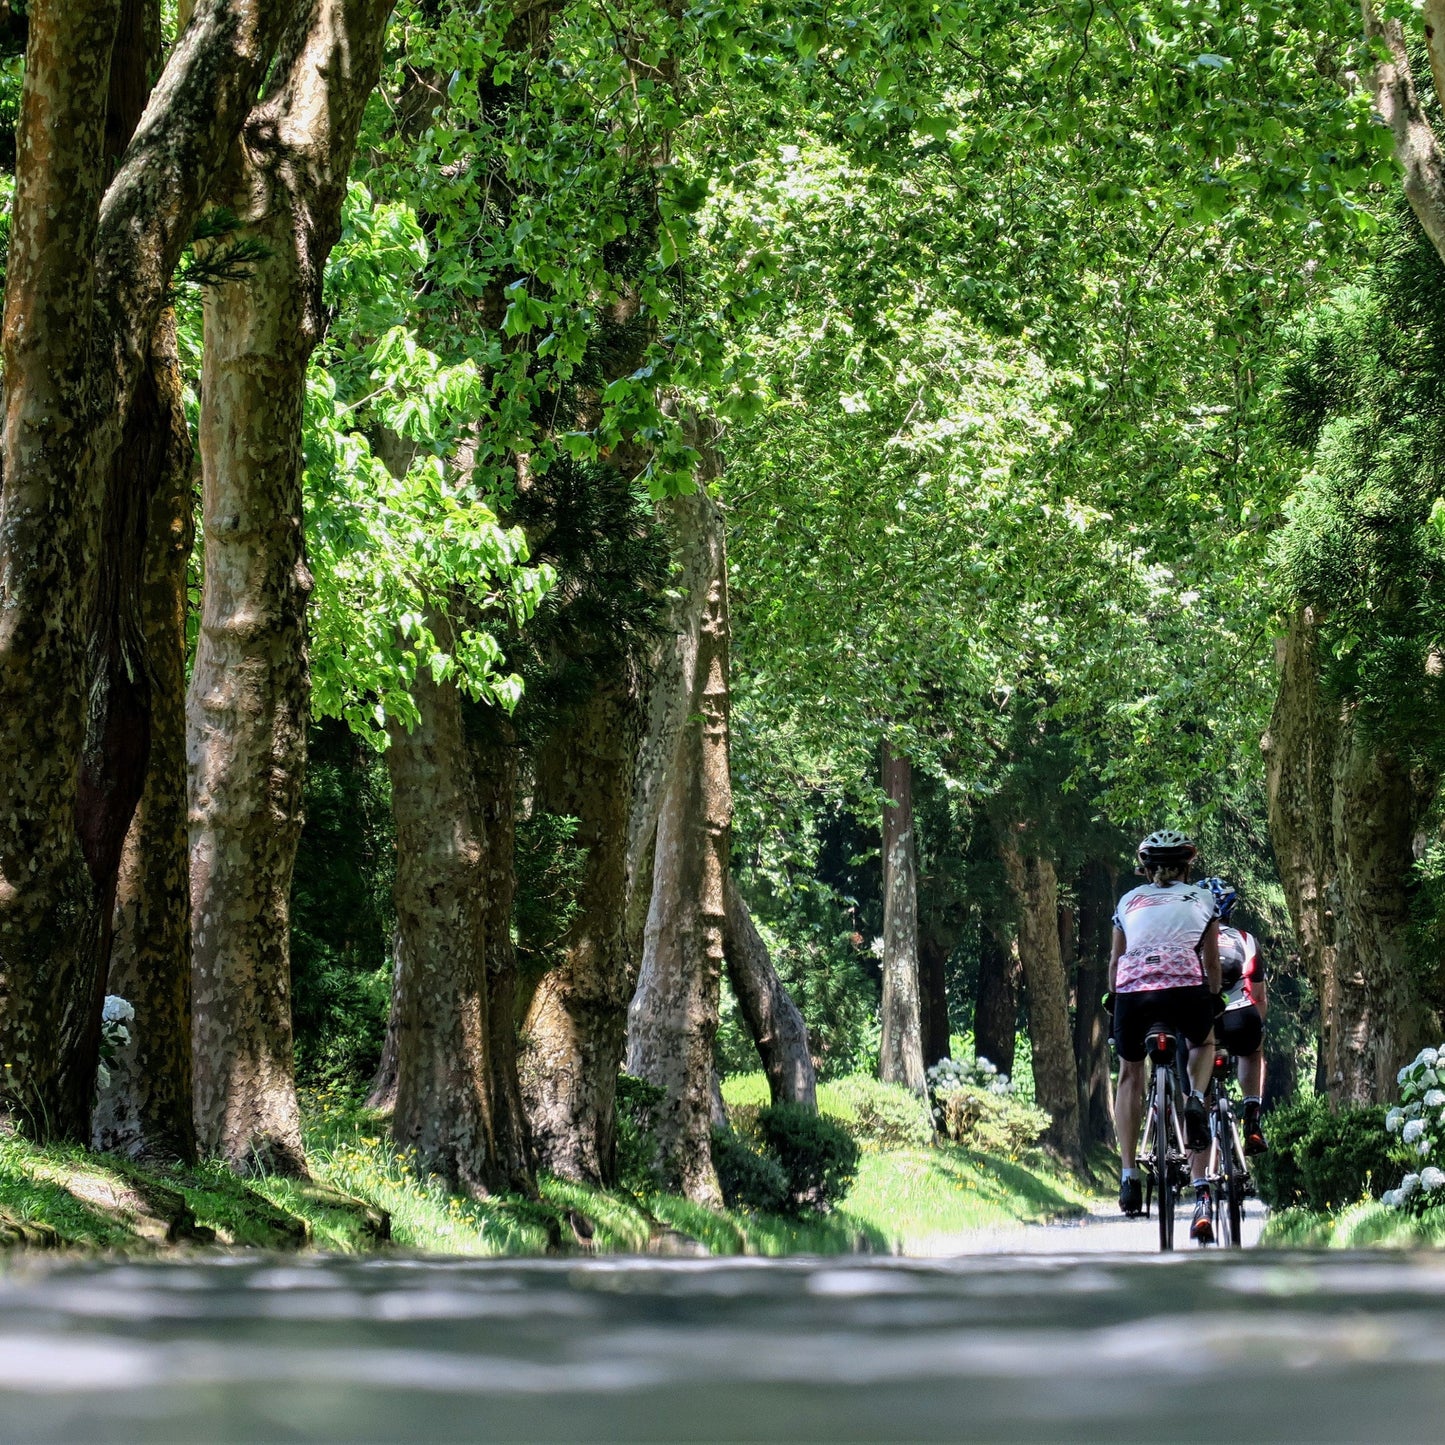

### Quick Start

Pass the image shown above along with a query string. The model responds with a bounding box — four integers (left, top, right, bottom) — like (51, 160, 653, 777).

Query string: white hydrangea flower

(101, 995, 135, 1024)
(1401, 1172, 1422, 1200)
(1425, 1068, 1442, 1089)
(1387, 1107, 1405, 1133)
(1419, 1048, 1441, 1068)
(1421, 1139, 1434, 1157)
(1425, 1090, 1445, 1109)
(1383, 1188, 1403, 1208)
(1407, 1101, 1424, 1119)
(1421, 1167, 1445, 1192)
(1403, 1118, 1427, 1144)
(1400, 1065, 1414, 1086)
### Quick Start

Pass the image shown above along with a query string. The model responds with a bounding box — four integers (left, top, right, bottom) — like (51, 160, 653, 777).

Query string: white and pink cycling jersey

(1112, 881, 1218, 992)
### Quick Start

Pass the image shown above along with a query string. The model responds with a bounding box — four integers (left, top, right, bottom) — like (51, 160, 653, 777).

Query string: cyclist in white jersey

(1203, 877, 1269, 1155)
(1109, 829, 1221, 1243)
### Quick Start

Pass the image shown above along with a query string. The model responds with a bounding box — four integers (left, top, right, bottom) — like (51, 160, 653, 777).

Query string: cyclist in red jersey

(1202, 877, 1268, 1156)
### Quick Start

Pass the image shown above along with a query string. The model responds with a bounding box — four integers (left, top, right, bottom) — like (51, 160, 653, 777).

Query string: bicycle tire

(1222, 1109, 1245, 1248)
(1156, 1066, 1175, 1252)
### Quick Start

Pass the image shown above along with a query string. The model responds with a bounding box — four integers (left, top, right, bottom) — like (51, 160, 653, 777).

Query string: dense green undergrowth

(1261, 1201, 1445, 1250)
(0, 1078, 1088, 1259)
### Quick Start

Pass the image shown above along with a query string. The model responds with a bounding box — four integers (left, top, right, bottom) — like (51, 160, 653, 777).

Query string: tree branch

(1362, 0, 1445, 264)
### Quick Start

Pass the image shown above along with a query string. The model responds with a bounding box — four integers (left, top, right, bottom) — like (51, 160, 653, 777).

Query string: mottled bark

(1363, 1, 1445, 265)
(92, 312, 197, 1162)
(472, 711, 533, 1191)
(626, 491, 728, 1206)
(1331, 718, 1439, 1098)
(1000, 836, 1081, 1164)
(1263, 612, 1351, 1095)
(0, 0, 297, 1137)
(879, 742, 926, 1096)
(918, 927, 952, 1071)
(722, 874, 817, 1109)
(1072, 861, 1115, 1148)
(385, 663, 496, 1194)
(189, 0, 395, 1174)
(974, 925, 1018, 1076)
(522, 683, 641, 1184)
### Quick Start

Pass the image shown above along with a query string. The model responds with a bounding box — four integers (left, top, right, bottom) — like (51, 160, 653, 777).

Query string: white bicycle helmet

(1136, 829, 1197, 864)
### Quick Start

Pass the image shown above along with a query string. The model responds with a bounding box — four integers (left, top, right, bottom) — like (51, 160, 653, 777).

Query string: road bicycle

(1134, 1023, 1190, 1252)
(1204, 1044, 1252, 1248)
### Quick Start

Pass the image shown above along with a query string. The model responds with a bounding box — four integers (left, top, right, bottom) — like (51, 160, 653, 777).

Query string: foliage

(1381, 1045, 1445, 1209)
(1254, 1096, 1401, 1211)
(755, 1103, 860, 1213)
(711, 1127, 791, 1214)
(1273, 208, 1445, 760)
(614, 1074, 667, 1193)
(927, 1054, 1049, 1155)
(289, 723, 395, 1090)
(829, 1076, 935, 1150)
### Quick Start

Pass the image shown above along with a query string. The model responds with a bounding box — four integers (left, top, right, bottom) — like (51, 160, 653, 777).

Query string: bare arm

(1108, 927, 1126, 994)
(1199, 919, 1221, 994)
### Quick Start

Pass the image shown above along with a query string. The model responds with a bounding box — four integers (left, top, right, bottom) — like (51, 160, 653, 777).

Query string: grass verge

(1, 1077, 1089, 1259)
(1261, 1200, 1445, 1249)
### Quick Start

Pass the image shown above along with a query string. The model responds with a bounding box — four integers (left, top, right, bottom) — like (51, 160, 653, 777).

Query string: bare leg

(1116, 1058, 1145, 1170)
(1187, 1038, 1215, 1181)
(1238, 1050, 1264, 1099)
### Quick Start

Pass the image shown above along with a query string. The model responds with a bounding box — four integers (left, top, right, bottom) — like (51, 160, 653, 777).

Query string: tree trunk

(1000, 835, 1082, 1164)
(974, 924, 1017, 1075)
(188, 0, 395, 1175)
(521, 683, 641, 1185)
(385, 662, 497, 1194)
(472, 709, 533, 1192)
(918, 926, 952, 1071)
(92, 309, 197, 1162)
(626, 490, 728, 1206)
(879, 741, 926, 1095)
(1263, 611, 1350, 1096)
(1331, 718, 1439, 1098)
(722, 874, 817, 1109)
(1072, 860, 1115, 1148)
(0, 0, 297, 1141)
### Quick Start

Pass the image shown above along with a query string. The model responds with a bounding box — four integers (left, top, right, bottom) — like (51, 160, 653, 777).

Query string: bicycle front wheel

(1221, 1110, 1245, 1248)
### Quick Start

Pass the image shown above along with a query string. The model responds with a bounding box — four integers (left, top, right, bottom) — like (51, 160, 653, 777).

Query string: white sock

(1121, 1167, 1138, 1180)
(1244, 1096, 1261, 1107)
(1192, 1178, 1208, 1193)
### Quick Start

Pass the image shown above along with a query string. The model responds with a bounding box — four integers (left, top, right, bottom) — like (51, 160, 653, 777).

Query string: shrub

(614, 1074, 666, 1192)
(711, 1128, 790, 1213)
(935, 1086, 1050, 1156)
(926, 1053, 1048, 1156)
(1254, 1095, 1403, 1211)
(830, 1076, 934, 1149)
(1382, 1045, 1445, 1210)
(756, 1103, 859, 1212)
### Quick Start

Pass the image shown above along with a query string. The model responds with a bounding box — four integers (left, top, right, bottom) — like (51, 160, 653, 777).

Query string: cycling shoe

(1119, 1175, 1143, 1216)
(1243, 1104, 1268, 1157)
(1191, 1190, 1214, 1245)
(1184, 1092, 1209, 1151)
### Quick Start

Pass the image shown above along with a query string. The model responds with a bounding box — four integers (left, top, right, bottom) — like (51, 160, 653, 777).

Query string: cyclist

(1109, 829, 1222, 1244)
(1202, 877, 1269, 1156)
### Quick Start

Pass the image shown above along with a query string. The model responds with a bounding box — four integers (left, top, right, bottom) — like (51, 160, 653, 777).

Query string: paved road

(5, 1240, 1444, 1441)
(916, 1198, 1267, 1256)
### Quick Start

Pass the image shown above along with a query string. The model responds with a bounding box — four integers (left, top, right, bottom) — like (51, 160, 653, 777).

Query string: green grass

(1, 1075, 1089, 1259)
(720, 1071, 1091, 1250)
(1261, 1200, 1445, 1249)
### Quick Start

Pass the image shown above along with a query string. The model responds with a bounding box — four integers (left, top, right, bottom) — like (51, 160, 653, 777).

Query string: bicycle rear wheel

(1155, 1067, 1175, 1252)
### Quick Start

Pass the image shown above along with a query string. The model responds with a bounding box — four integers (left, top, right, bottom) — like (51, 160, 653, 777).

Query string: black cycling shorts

(1113, 986, 1214, 1063)
(1218, 1003, 1264, 1058)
